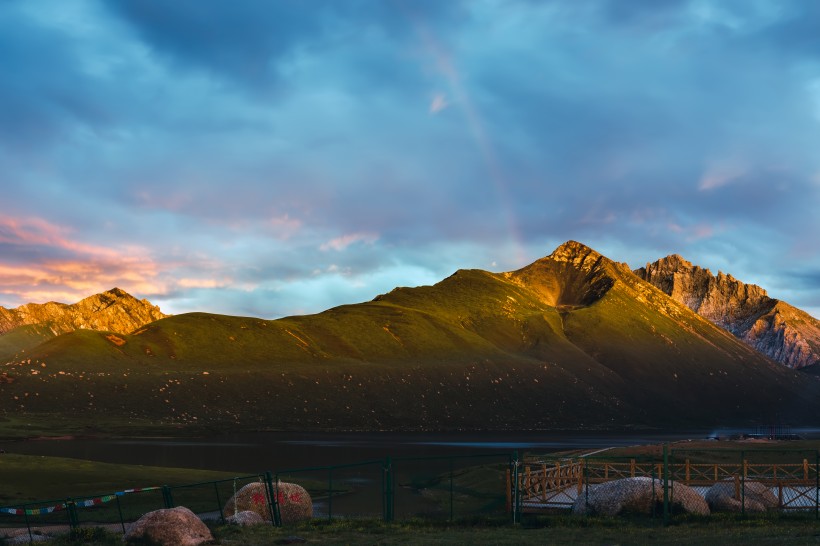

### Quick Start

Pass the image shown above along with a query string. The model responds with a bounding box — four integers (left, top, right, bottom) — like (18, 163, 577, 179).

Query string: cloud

(1, 1, 820, 319)
(429, 93, 449, 113)
(320, 232, 379, 252)
(0, 216, 165, 307)
(698, 163, 748, 191)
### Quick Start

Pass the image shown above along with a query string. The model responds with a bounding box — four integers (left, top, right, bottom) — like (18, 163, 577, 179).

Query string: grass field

(2, 441, 820, 544)
(595, 439, 820, 463)
(0, 453, 244, 505)
(216, 516, 820, 546)
(13, 515, 820, 545)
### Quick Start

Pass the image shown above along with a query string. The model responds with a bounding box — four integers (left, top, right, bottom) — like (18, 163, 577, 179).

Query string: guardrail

(512, 448, 820, 520)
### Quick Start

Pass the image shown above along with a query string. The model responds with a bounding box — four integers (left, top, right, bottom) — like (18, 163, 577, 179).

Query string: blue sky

(1, 0, 820, 318)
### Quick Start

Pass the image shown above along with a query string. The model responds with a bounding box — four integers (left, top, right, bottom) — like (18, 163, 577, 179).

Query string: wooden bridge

(507, 457, 820, 512)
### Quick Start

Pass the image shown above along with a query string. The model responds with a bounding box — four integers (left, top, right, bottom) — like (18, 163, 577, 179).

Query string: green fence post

(382, 461, 387, 521)
(383, 456, 394, 522)
(264, 472, 281, 527)
(512, 450, 520, 525)
(273, 474, 283, 527)
(449, 457, 454, 522)
(662, 444, 669, 525)
(161, 486, 174, 509)
(23, 504, 33, 544)
(740, 450, 745, 518)
(67, 499, 79, 532)
(815, 450, 819, 520)
(213, 482, 224, 524)
(584, 457, 589, 515)
(115, 495, 126, 534)
(651, 462, 657, 519)
(328, 467, 333, 521)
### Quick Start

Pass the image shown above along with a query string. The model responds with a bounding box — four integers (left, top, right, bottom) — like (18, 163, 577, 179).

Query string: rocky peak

(636, 255, 820, 370)
(636, 255, 770, 329)
(508, 241, 617, 308)
(549, 240, 602, 265)
(0, 288, 166, 336)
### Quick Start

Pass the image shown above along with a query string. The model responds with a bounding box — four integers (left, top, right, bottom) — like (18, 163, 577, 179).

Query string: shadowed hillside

(1, 242, 819, 435)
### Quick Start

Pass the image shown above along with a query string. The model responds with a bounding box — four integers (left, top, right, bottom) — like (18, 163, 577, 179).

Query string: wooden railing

(510, 458, 819, 512)
(507, 460, 584, 509)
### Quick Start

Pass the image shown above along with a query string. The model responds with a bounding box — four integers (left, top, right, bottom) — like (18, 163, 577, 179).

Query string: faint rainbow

(408, 12, 528, 267)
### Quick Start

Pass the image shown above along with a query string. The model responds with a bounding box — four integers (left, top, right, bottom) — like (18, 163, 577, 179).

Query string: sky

(1, 0, 820, 319)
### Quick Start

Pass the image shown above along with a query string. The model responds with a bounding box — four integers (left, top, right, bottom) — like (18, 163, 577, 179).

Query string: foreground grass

(218, 517, 820, 546)
(17, 515, 820, 546)
(0, 454, 242, 505)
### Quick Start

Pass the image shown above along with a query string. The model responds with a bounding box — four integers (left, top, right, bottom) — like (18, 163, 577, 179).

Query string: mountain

(0, 288, 166, 361)
(635, 255, 820, 370)
(1, 242, 819, 435)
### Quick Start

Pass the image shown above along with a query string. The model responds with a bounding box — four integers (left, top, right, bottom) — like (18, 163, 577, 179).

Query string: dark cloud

(108, 0, 466, 92)
(785, 270, 820, 290)
(0, 6, 94, 151)
(1, 0, 820, 317)
(740, 3, 820, 60)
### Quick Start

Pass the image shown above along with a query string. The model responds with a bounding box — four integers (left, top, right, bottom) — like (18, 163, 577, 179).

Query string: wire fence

(2, 446, 819, 543)
(0, 452, 513, 542)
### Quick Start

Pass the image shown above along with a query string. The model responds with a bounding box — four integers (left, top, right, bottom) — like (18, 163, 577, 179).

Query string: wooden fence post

(541, 463, 547, 494)
(505, 469, 512, 513)
(577, 460, 584, 494)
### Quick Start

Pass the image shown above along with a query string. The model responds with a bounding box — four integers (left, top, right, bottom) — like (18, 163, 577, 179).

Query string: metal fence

(4, 446, 819, 543)
(0, 452, 514, 542)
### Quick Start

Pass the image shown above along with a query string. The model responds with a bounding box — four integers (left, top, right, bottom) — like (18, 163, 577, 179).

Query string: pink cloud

(0, 216, 166, 306)
(429, 93, 449, 114)
(698, 163, 746, 191)
(687, 223, 714, 241)
(177, 277, 231, 289)
(319, 232, 379, 252)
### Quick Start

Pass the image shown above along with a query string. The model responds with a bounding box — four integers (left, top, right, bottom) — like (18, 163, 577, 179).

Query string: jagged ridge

(0, 288, 166, 337)
(636, 255, 820, 369)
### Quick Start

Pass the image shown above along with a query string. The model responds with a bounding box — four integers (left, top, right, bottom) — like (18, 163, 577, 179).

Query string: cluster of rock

(571, 477, 709, 516)
(572, 477, 779, 517)
(123, 482, 312, 545)
(0, 287, 166, 337)
(124, 507, 213, 546)
(636, 255, 820, 370)
(704, 480, 778, 513)
(223, 481, 313, 524)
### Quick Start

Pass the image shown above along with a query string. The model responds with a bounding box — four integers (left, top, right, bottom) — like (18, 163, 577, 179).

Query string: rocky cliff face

(0, 288, 166, 336)
(635, 256, 820, 370)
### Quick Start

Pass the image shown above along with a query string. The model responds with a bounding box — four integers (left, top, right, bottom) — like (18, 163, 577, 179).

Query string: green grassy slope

(1, 241, 818, 434)
(0, 324, 57, 362)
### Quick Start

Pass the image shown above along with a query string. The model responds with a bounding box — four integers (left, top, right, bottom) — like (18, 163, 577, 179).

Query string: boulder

(705, 480, 778, 513)
(224, 509, 265, 526)
(572, 476, 709, 516)
(224, 482, 312, 524)
(124, 506, 212, 546)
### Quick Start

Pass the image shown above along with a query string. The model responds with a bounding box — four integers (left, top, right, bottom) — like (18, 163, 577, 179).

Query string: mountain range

(1, 241, 818, 435)
(636, 255, 820, 371)
(0, 288, 165, 364)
